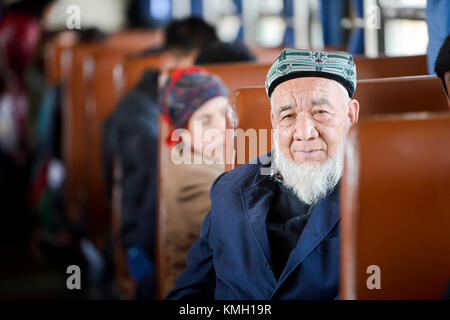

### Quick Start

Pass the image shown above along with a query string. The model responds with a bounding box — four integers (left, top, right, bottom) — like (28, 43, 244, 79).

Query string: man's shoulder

(168, 156, 224, 189)
(212, 152, 273, 194)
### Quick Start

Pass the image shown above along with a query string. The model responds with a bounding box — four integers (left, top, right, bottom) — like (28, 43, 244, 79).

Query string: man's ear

(348, 99, 360, 125)
(271, 108, 276, 129)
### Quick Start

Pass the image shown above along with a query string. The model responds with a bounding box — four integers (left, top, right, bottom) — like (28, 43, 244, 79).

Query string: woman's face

(186, 96, 228, 163)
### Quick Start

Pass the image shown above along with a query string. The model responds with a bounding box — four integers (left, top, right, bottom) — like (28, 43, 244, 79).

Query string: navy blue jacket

(167, 154, 340, 300)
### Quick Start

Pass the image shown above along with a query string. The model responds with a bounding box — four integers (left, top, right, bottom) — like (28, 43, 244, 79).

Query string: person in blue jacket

(167, 48, 360, 300)
(426, 0, 450, 75)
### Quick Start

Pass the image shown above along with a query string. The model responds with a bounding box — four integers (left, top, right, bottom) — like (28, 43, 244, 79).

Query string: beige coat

(163, 148, 224, 295)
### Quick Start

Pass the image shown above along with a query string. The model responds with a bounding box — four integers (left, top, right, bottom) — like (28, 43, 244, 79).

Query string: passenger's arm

(176, 167, 218, 237)
(166, 211, 216, 300)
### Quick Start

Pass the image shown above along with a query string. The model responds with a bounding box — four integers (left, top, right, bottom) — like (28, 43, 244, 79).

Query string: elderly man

(167, 48, 360, 300)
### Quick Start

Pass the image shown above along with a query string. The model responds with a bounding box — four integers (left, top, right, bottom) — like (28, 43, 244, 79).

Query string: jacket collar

(241, 155, 340, 288)
(274, 185, 340, 288)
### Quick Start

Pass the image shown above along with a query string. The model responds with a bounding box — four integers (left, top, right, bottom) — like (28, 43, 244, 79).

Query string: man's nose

(293, 113, 319, 141)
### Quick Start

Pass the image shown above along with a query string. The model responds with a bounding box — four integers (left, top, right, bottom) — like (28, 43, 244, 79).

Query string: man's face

(186, 96, 228, 162)
(271, 77, 359, 165)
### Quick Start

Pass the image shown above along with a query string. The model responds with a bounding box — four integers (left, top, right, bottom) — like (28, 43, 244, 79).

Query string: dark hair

(195, 41, 256, 65)
(0, 72, 6, 94)
(5, 0, 55, 17)
(434, 35, 450, 95)
(126, 0, 159, 29)
(164, 17, 217, 54)
(75, 27, 109, 43)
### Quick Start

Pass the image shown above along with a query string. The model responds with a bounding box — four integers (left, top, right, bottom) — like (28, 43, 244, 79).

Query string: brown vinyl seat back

(111, 156, 136, 298)
(208, 54, 429, 97)
(355, 54, 428, 79)
(156, 116, 170, 300)
(118, 53, 164, 96)
(227, 76, 448, 170)
(225, 87, 271, 172)
(248, 45, 284, 63)
(85, 48, 162, 239)
(203, 62, 271, 95)
(355, 75, 448, 117)
(340, 112, 450, 299)
(119, 59, 271, 98)
(64, 32, 162, 243)
(118, 54, 428, 106)
(64, 42, 104, 223)
(44, 31, 77, 84)
(211, 54, 429, 97)
(106, 29, 163, 48)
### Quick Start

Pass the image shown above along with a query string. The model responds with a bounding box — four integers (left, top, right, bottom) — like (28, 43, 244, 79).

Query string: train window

(384, 19, 428, 56)
(259, 0, 284, 15)
(255, 16, 286, 47)
(150, 0, 171, 23)
(378, 0, 428, 56)
(217, 15, 242, 43)
(203, 0, 241, 43)
(171, 0, 191, 19)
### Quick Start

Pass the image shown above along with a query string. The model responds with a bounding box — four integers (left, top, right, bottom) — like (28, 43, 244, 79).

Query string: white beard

(271, 135, 344, 205)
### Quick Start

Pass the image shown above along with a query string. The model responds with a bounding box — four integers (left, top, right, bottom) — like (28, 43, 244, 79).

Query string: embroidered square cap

(265, 48, 357, 98)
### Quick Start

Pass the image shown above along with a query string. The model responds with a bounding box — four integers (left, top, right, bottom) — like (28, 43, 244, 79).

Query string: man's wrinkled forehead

(271, 77, 349, 104)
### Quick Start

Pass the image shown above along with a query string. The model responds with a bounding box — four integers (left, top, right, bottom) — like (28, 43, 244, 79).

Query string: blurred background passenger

(434, 35, 450, 107)
(426, 0, 450, 74)
(101, 16, 218, 300)
(195, 41, 255, 65)
(102, 15, 256, 299)
(160, 66, 228, 295)
(102, 70, 160, 299)
(133, 16, 219, 86)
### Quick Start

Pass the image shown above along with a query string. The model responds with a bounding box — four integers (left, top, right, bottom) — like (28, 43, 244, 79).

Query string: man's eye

(281, 114, 294, 120)
(313, 110, 331, 118)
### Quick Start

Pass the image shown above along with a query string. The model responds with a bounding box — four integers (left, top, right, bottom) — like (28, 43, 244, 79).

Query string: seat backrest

(225, 87, 271, 172)
(63, 42, 103, 221)
(356, 54, 428, 80)
(118, 53, 164, 96)
(355, 75, 448, 117)
(203, 62, 271, 97)
(84, 49, 144, 240)
(210, 55, 429, 94)
(107, 29, 163, 48)
(248, 45, 284, 63)
(119, 59, 272, 98)
(111, 156, 136, 299)
(64, 33, 162, 234)
(44, 31, 77, 84)
(118, 54, 429, 102)
(227, 76, 448, 170)
(340, 112, 450, 299)
(156, 116, 170, 299)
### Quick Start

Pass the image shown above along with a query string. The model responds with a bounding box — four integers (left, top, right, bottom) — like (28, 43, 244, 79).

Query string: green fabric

(265, 48, 357, 98)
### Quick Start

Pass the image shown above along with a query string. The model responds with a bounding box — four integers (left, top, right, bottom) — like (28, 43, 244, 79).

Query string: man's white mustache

(272, 132, 344, 205)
